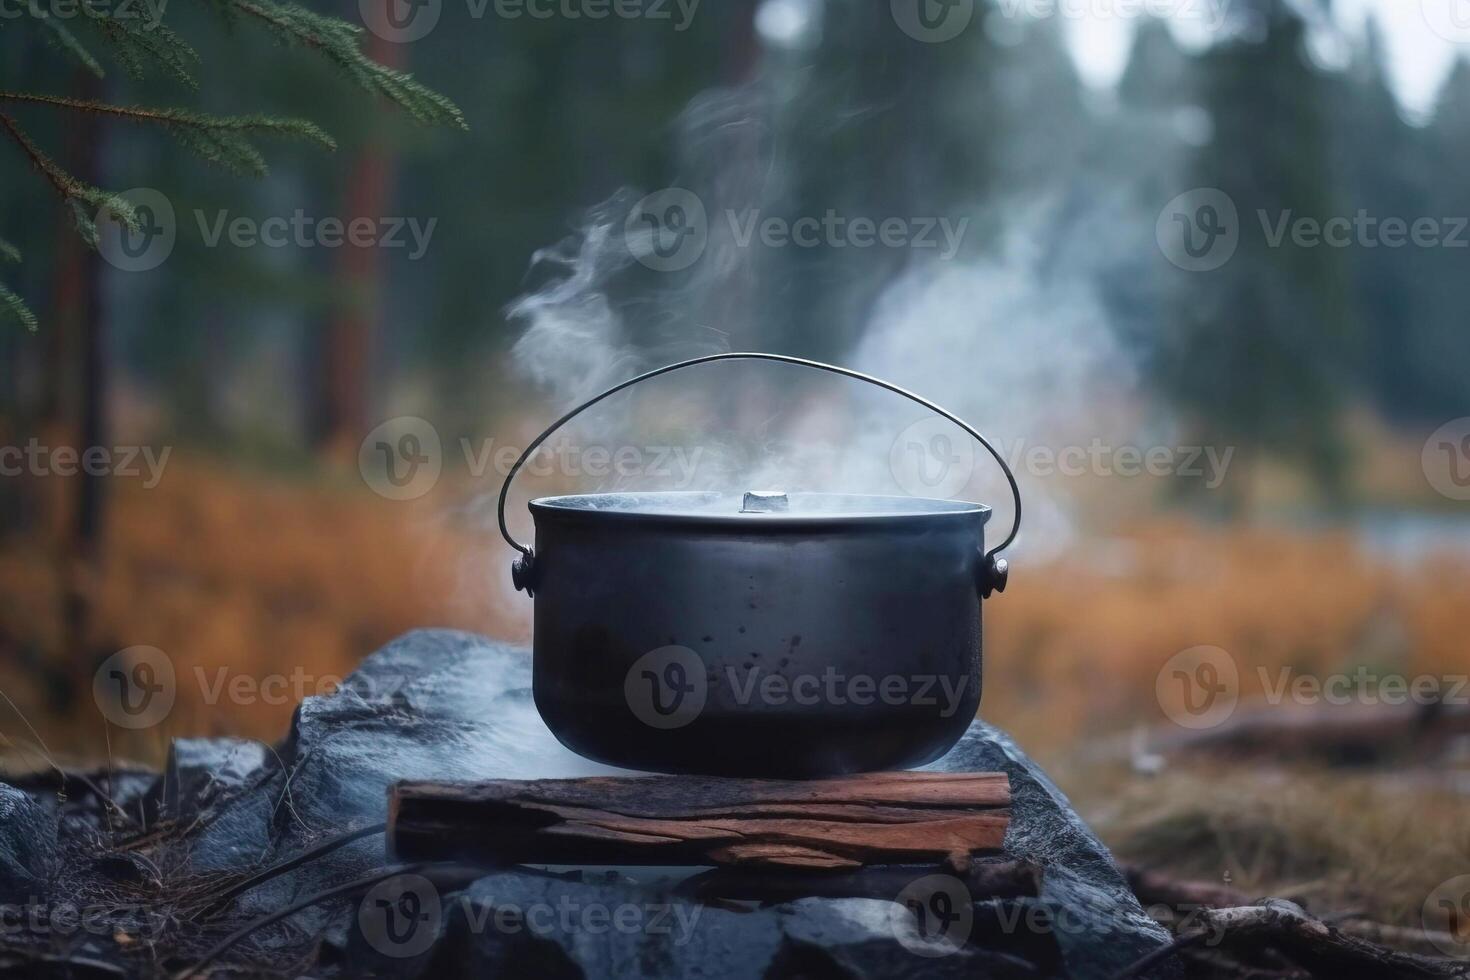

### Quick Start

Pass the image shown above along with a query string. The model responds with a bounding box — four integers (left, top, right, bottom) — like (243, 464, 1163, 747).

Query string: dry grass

(0, 455, 515, 763)
(979, 520, 1470, 759)
(1056, 760, 1470, 934)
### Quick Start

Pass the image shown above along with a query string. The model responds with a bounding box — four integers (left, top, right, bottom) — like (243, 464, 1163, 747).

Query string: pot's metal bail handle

(497, 352, 1022, 599)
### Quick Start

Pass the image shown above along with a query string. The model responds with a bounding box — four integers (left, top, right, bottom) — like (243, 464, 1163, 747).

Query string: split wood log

(390, 771, 1010, 872)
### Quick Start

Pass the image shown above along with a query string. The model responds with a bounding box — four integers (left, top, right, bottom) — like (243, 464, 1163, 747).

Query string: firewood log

(389, 772, 1010, 871)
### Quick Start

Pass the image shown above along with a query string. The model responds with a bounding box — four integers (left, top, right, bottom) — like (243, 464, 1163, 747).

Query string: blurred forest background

(2, 0, 1469, 943)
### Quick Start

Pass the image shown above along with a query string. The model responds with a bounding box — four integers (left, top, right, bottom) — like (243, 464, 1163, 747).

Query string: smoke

(846, 200, 1139, 558)
(506, 197, 644, 407)
(499, 59, 1163, 565)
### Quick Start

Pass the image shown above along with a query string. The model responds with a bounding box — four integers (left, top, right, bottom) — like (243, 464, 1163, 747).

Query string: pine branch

(220, 0, 467, 129)
(0, 240, 36, 332)
(0, 93, 336, 177)
(10, 0, 198, 85)
(0, 110, 140, 246)
(89, 14, 199, 88)
(0, 109, 138, 233)
(0, 281, 38, 333)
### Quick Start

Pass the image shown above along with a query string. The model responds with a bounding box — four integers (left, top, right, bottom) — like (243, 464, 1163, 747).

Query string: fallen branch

(1112, 900, 1470, 980)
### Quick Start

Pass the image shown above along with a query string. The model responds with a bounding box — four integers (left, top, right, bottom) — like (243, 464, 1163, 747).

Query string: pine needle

(85, 8, 200, 87)
(1, 93, 335, 178)
(0, 281, 37, 333)
(0, 109, 141, 245)
(0, 237, 35, 332)
(223, 0, 468, 130)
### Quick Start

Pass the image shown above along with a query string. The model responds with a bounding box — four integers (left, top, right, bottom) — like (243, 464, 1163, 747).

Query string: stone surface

(0, 783, 55, 897)
(0, 629, 1177, 978)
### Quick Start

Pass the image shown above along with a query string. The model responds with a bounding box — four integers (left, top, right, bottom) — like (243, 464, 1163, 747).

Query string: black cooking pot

(498, 353, 1021, 777)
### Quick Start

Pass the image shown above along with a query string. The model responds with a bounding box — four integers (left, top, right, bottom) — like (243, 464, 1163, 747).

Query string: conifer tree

(0, 0, 466, 330)
(1157, 0, 1355, 502)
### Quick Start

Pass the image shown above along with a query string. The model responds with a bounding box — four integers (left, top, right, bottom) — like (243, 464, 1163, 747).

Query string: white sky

(1058, 0, 1468, 120)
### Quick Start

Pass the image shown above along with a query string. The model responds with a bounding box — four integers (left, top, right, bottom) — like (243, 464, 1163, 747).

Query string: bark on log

(390, 772, 1010, 871)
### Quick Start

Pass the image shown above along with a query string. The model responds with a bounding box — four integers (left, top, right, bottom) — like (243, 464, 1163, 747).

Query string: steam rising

(502, 75, 1153, 565)
(507, 199, 643, 406)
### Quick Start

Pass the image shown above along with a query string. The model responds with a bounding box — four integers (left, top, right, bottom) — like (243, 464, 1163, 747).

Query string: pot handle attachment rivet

(980, 556, 1008, 599)
(497, 352, 1022, 599)
(511, 551, 538, 597)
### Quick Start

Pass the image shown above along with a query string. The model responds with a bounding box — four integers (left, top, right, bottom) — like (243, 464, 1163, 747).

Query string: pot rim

(528, 490, 992, 530)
